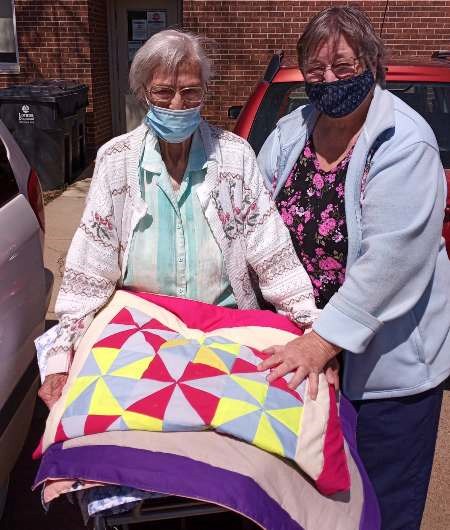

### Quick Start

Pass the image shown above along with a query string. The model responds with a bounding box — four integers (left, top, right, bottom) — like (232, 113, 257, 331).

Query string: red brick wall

(0, 0, 111, 154)
(183, 0, 450, 129)
(1, 1, 449, 151)
(86, 0, 111, 150)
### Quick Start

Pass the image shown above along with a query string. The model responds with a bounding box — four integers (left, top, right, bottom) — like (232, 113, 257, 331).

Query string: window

(248, 82, 309, 155)
(0, 137, 18, 208)
(0, 0, 19, 73)
(387, 82, 450, 168)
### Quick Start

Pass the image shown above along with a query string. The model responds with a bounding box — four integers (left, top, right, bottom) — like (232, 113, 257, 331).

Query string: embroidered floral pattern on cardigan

(59, 269, 115, 298)
(254, 245, 300, 286)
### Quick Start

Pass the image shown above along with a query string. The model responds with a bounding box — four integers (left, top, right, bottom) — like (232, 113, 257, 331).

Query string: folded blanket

(35, 400, 380, 530)
(35, 290, 349, 495)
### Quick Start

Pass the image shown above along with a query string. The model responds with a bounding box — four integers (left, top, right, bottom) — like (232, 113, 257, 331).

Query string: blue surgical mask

(305, 70, 375, 118)
(144, 104, 202, 143)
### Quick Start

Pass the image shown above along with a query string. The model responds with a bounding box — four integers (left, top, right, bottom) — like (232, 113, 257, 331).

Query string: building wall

(0, 1, 449, 153)
(0, 0, 111, 154)
(184, 0, 450, 129)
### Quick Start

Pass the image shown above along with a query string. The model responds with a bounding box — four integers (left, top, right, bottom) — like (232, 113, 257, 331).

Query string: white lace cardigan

(37, 121, 319, 379)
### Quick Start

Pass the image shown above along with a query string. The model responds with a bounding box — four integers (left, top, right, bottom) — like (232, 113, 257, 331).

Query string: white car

(0, 118, 53, 516)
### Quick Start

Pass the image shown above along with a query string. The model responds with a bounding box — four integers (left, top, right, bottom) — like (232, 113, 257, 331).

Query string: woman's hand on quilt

(38, 373, 68, 409)
(258, 331, 341, 400)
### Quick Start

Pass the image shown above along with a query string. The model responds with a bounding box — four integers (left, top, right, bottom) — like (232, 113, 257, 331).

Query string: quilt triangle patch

(122, 410, 163, 431)
(64, 375, 98, 408)
(231, 358, 259, 375)
(179, 361, 227, 381)
(85, 414, 121, 435)
(163, 385, 205, 430)
(179, 383, 220, 424)
(54, 421, 69, 443)
(159, 337, 190, 350)
(91, 347, 120, 374)
(126, 383, 175, 419)
(215, 410, 261, 442)
(140, 318, 174, 332)
(77, 354, 103, 377)
(141, 330, 170, 351)
(61, 415, 88, 438)
(109, 357, 153, 379)
(207, 341, 241, 356)
(88, 377, 124, 416)
(211, 397, 260, 427)
(266, 407, 303, 436)
(265, 413, 299, 459)
(110, 307, 138, 326)
(126, 307, 154, 328)
(265, 386, 302, 410)
(253, 413, 285, 457)
(141, 354, 174, 382)
(231, 375, 268, 406)
(93, 329, 136, 349)
(193, 346, 230, 373)
(118, 330, 158, 356)
(180, 375, 229, 398)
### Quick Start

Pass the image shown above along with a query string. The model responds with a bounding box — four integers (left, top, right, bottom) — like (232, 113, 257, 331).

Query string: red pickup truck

(231, 51, 450, 254)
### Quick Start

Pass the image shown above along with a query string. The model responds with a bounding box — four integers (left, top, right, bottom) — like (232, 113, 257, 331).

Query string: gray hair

(129, 29, 212, 104)
(297, 6, 386, 85)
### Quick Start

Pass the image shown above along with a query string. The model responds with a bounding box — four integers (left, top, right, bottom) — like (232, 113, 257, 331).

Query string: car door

(0, 136, 45, 485)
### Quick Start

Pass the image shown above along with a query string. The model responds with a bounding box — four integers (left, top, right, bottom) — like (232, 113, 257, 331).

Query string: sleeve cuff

(312, 294, 383, 353)
(45, 353, 72, 379)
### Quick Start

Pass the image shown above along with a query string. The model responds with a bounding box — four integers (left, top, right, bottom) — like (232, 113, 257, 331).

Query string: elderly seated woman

(37, 29, 324, 408)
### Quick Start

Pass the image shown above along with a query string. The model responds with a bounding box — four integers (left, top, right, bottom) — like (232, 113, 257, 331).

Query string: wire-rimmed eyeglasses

(303, 57, 362, 83)
(147, 85, 205, 106)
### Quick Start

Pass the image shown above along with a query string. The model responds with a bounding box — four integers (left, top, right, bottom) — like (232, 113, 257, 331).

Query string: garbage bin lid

(0, 80, 88, 102)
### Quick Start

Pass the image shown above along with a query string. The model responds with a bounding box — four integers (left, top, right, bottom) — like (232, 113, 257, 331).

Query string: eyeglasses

(303, 57, 362, 83)
(147, 85, 205, 106)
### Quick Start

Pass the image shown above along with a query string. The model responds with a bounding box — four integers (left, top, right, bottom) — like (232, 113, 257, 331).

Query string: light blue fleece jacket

(257, 85, 450, 400)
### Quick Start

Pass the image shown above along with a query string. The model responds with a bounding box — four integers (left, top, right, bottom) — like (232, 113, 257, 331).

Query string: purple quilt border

(339, 397, 381, 530)
(35, 443, 302, 530)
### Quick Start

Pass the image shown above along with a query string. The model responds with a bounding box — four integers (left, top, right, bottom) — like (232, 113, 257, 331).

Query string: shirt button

(177, 288, 184, 295)
(178, 257, 184, 263)
(176, 224, 182, 230)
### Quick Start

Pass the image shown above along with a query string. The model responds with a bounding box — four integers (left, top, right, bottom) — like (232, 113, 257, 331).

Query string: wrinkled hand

(257, 331, 341, 400)
(38, 373, 68, 409)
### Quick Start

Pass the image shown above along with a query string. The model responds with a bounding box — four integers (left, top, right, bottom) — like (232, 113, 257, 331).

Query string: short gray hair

(297, 6, 386, 85)
(129, 29, 212, 104)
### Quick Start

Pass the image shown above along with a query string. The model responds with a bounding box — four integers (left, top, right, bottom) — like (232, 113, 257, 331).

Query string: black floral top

(275, 139, 351, 309)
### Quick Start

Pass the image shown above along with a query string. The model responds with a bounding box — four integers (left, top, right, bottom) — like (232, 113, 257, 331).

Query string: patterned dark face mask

(305, 70, 375, 118)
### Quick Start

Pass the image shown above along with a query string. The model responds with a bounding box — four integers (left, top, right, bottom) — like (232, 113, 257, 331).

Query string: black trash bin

(0, 80, 88, 190)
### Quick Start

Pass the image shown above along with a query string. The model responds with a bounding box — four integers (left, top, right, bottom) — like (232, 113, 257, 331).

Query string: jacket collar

(362, 84, 395, 145)
(277, 84, 395, 148)
(275, 85, 395, 188)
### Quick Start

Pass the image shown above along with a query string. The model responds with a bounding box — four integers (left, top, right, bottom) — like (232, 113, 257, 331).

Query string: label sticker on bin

(19, 104, 35, 124)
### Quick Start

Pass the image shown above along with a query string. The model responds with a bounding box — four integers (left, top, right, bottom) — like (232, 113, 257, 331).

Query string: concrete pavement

(26, 176, 450, 528)
(44, 172, 93, 320)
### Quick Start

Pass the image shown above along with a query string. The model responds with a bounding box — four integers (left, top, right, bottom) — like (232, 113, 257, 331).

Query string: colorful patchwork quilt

(35, 290, 350, 496)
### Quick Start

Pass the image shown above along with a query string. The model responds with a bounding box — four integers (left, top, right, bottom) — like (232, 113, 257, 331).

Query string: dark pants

(352, 386, 443, 530)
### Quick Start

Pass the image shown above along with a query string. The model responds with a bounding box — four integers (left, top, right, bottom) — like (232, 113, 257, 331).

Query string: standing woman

(257, 6, 450, 530)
